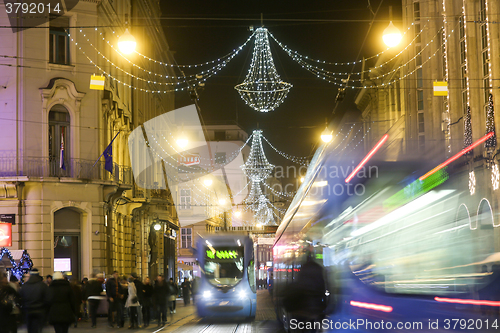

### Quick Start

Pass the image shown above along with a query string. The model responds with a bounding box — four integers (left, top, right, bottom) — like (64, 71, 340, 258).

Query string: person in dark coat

(85, 273, 103, 328)
(80, 278, 88, 321)
(0, 271, 18, 333)
(142, 277, 153, 327)
(181, 278, 191, 306)
(106, 271, 124, 328)
(46, 272, 76, 333)
(69, 278, 82, 327)
(153, 275, 168, 327)
(20, 268, 48, 333)
(168, 278, 178, 314)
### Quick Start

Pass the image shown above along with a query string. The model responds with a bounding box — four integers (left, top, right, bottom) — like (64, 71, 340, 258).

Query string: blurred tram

(196, 235, 257, 320)
(273, 141, 500, 332)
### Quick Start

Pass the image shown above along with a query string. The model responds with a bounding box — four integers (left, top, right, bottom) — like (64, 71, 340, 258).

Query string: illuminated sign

(54, 258, 71, 271)
(178, 153, 200, 167)
(0, 223, 12, 247)
(206, 250, 239, 259)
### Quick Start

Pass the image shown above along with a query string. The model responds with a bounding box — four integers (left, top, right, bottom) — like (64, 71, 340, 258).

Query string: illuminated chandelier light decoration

(244, 180, 264, 210)
(255, 195, 275, 225)
(235, 28, 292, 112)
(241, 130, 274, 182)
(464, 106, 472, 155)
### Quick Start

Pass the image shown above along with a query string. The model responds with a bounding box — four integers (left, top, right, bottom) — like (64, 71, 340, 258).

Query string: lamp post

(383, 6, 402, 48)
(118, 15, 137, 54)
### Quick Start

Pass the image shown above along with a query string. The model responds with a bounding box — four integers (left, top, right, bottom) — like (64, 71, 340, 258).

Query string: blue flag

(104, 143, 113, 173)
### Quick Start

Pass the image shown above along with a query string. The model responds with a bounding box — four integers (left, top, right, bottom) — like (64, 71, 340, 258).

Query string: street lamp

(234, 210, 242, 218)
(383, 7, 402, 48)
(118, 28, 137, 54)
(176, 136, 188, 148)
(203, 178, 213, 187)
(321, 128, 333, 143)
(153, 223, 161, 231)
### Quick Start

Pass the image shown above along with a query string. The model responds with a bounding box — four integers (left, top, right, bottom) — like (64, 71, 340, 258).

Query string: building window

(49, 105, 70, 175)
(418, 112, 425, 133)
(479, 0, 490, 104)
(181, 228, 192, 248)
(417, 90, 424, 110)
(413, 2, 420, 21)
(49, 18, 70, 65)
(180, 189, 191, 210)
(416, 68, 423, 88)
(214, 131, 225, 141)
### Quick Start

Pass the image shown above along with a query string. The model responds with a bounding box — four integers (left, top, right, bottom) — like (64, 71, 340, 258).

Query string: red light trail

(350, 300, 393, 313)
(435, 297, 500, 307)
(419, 132, 494, 181)
(345, 134, 389, 183)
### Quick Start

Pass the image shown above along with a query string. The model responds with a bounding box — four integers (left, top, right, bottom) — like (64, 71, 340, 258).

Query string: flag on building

(60, 131, 66, 170)
(104, 142, 113, 173)
(90, 74, 105, 90)
(433, 81, 448, 96)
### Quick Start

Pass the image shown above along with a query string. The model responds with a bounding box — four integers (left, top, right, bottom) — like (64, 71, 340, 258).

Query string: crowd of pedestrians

(0, 268, 194, 333)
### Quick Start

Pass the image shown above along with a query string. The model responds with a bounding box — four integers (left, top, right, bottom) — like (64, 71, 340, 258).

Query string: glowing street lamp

(118, 28, 137, 54)
(153, 223, 161, 231)
(383, 21, 402, 47)
(321, 128, 333, 143)
(234, 210, 242, 218)
(176, 136, 188, 148)
(203, 178, 213, 187)
(383, 6, 402, 48)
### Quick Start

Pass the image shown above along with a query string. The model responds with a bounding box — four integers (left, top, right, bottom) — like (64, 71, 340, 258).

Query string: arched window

(48, 105, 70, 176)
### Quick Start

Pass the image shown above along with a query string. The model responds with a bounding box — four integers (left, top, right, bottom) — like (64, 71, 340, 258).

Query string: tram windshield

(204, 246, 244, 287)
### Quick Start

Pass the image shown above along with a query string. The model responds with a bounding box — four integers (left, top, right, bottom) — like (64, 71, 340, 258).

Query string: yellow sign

(433, 81, 448, 96)
(90, 75, 105, 90)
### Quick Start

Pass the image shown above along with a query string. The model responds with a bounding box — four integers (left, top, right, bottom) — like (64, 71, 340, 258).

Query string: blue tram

(273, 140, 500, 332)
(196, 234, 257, 320)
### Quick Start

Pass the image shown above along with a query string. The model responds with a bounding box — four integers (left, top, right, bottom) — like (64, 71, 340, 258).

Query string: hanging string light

(235, 27, 292, 113)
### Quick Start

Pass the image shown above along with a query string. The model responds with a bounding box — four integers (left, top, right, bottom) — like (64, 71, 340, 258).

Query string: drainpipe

(17, 182, 25, 249)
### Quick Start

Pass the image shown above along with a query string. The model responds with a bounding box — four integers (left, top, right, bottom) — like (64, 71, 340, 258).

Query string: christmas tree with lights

(485, 94, 497, 149)
(464, 106, 472, 154)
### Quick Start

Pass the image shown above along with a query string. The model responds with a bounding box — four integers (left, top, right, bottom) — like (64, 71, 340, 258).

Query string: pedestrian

(45, 275, 52, 287)
(125, 276, 140, 329)
(69, 278, 82, 327)
(85, 273, 103, 328)
(131, 273, 144, 327)
(106, 271, 124, 328)
(20, 268, 47, 333)
(168, 278, 178, 314)
(153, 275, 168, 327)
(0, 271, 18, 333)
(80, 278, 88, 321)
(142, 277, 153, 327)
(181, 278, 191, 306)
(46, 272, 76, 333)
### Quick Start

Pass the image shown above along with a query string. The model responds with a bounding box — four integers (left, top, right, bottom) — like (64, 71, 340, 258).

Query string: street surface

(17, 290, 284, 333)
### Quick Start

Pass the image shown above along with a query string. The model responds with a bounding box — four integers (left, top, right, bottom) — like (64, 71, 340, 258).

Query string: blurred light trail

(350, 300, 393, 312)
(419, 132, 494, 181)
(435, 297, 500, 307)
(345, 134, 389, 183)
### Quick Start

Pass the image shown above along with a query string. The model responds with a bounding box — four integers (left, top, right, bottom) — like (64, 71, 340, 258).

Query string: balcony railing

(0, 157, 132, 185)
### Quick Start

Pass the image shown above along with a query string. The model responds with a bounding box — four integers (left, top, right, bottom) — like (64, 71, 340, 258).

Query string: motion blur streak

(350, 300, 393, 312)
(419, 132, 494, 181)
(434, 297, 500, 307)
(345, 134, 388, 183)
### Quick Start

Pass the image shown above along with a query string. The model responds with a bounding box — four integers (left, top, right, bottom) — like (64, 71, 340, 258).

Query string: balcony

(0, 157, 132, 185)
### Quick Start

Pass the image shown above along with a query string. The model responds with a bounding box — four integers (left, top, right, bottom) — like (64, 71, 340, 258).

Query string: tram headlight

(203, 291, 212, 299)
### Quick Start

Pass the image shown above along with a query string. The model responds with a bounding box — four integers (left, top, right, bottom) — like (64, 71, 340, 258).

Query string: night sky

(159, 0, 402, 169)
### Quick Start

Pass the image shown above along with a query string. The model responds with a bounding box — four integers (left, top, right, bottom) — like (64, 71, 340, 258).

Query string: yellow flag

(433, 81, 448, 96)
(90, 75, 105, 90)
